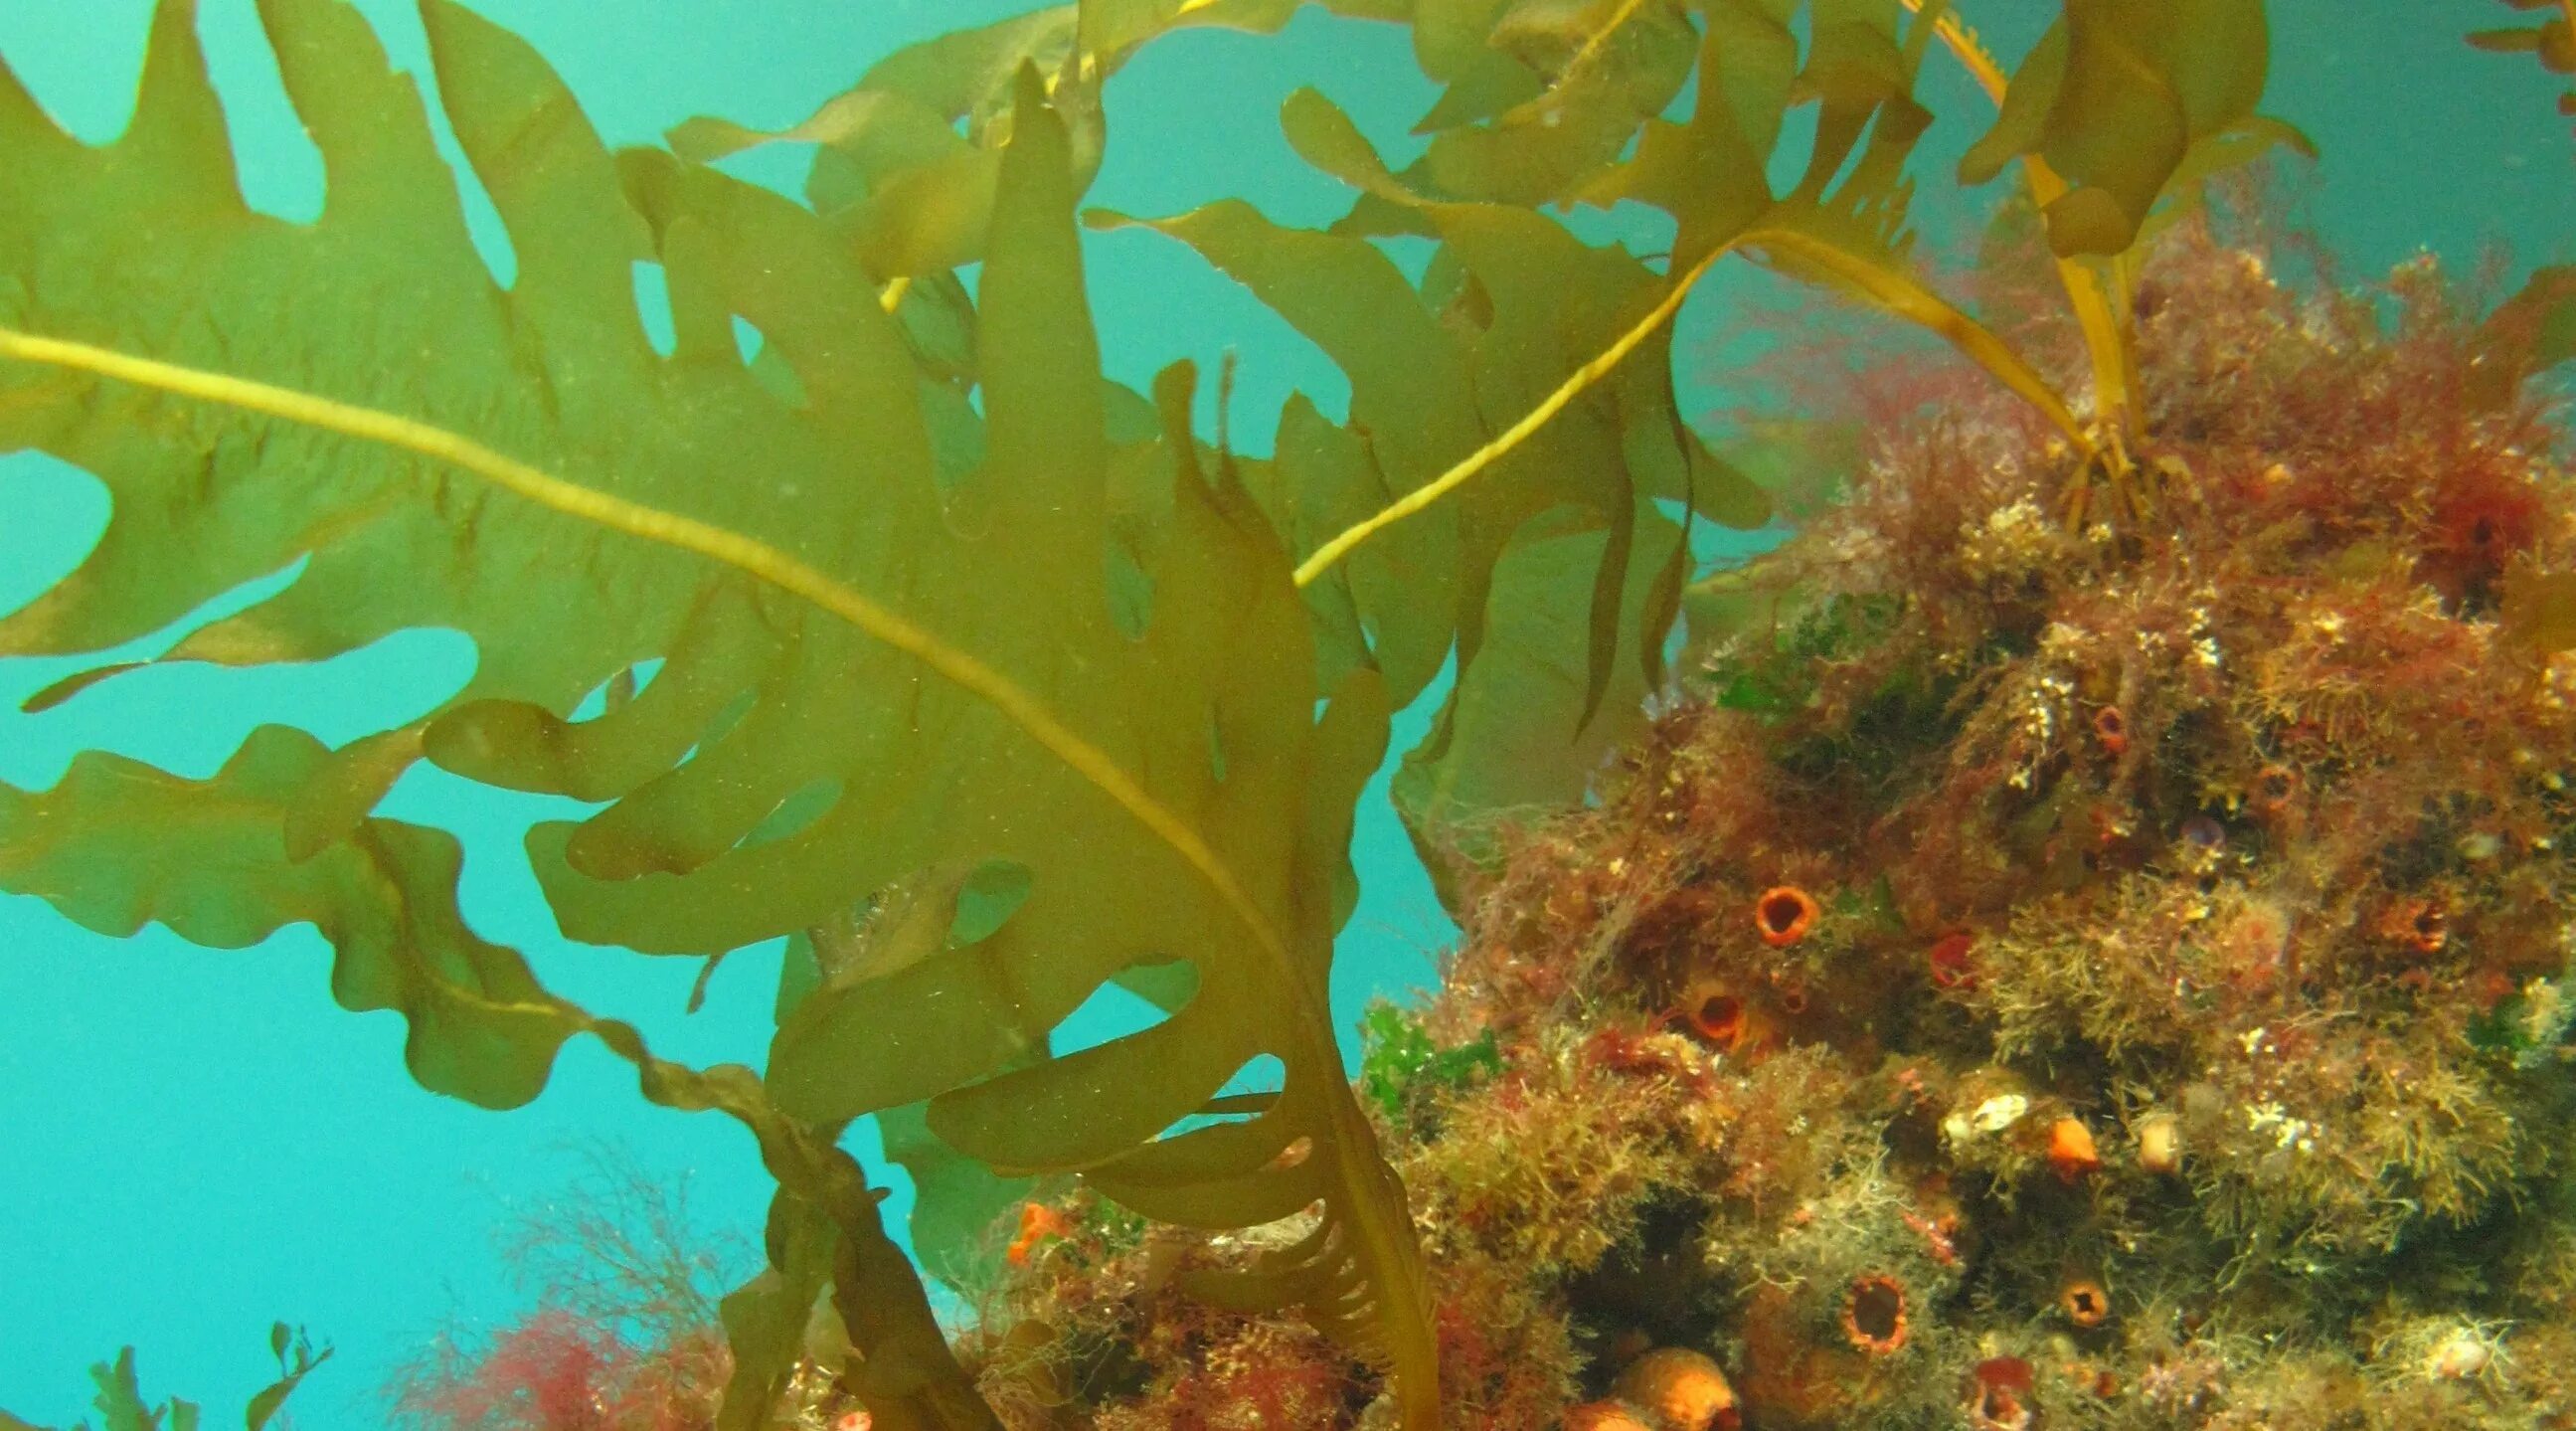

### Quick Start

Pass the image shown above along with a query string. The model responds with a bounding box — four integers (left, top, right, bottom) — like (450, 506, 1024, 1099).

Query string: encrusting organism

(2045, 1117, 2102, 1182)
(1610, 1347, 1740, 1431)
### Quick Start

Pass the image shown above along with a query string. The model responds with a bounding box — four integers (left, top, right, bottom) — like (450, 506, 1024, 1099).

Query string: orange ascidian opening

(1841, 1273, 1911, 1356)
(2383, 896, 2449, 954)
(2093, 705, 2130, 755)
(1754, 886, 1820, 947)
(1679, 979, 1749, 1049)
(2251, 763, 2299, 813)
(2061, 1278, 2112, 1329)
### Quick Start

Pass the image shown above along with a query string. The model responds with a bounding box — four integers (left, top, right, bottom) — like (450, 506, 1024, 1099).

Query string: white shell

(1970, 1093, 2031, 1134)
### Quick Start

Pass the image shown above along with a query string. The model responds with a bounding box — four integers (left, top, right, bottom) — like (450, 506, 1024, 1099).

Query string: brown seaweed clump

(942, 210, 2576, 1430)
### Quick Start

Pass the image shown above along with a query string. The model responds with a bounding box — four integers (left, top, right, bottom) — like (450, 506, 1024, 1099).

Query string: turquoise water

(0, 3, 2565, 1427)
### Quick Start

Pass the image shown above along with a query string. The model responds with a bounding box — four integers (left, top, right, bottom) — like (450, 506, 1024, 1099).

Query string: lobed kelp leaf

(1957, 0, 2279, 258)
(670, 7, 1084, 281)
(1390, 510, 1686, 889)
(773, 863, 1047, 1296)
(1504, 0, 2294, 471)
(1411, 0, 1700, 205)
(0, 2, 1436, 1423)
(880, 1100, 1040, 1292)
(0, 727, 569, 1110)
(667, 0, 1409, 283)
(1093, 191, 1480, 707)
(714, 1190, 838, 1431)
(2469, 264, 2576, 411)
(84, 1349, 193, 1431)
(1106, 0, 2098, 853)
(242, 1325, 330, 1431)
(1579, 1, 1963, 337)
(1101, 81, 1768, 849)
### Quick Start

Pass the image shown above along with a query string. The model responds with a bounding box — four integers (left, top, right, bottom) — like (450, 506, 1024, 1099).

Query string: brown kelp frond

(2468, 265, 2576, 413)
(1948, 0, 2311, 495)
(1104, 1, 2318, 867)
(1110, 0, 2036, 859)
(2470, 0, 2576, 125)
(0, 3, 1435, 1425)
(1093, 92, 1748, 862)
(662, 0, 1413, 283)
(1959, 0, 2285, 260)
(1905, 0, 2140, 430)
(1901, 0, 2010, 102)
(701, 8, 1712, 880)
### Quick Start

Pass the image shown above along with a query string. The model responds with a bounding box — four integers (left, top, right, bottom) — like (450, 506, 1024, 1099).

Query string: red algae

(382, 1147, 743, 1431)
(1927, 932, 1978, 990)
(1968, 1356, 2035, 1431)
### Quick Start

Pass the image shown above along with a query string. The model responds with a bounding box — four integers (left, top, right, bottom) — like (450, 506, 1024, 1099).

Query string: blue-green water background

(0, 3, 2565, 1425)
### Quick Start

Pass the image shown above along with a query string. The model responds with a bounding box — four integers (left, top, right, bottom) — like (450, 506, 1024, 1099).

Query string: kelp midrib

(0, 323, 1289, 989)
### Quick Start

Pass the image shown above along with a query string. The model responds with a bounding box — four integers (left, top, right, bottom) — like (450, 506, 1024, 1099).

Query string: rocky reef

(945, 213, 2576, 1429)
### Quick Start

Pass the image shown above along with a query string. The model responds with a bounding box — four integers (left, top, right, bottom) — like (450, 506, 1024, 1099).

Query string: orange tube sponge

(1754, 886, 1820, 947)
(1612, 1347, 1740, 1431)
